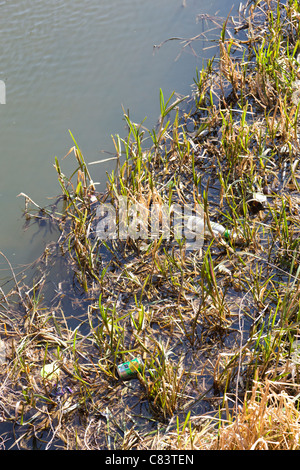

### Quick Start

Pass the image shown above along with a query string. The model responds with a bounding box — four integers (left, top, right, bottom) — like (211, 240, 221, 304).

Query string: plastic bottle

(186, 216, 231, 240)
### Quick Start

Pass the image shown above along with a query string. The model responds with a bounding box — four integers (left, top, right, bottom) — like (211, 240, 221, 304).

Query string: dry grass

(214, 378, 300, 450)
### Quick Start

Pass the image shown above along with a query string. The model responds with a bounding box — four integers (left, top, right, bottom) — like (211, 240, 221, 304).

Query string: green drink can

(117, 357, 143, 380)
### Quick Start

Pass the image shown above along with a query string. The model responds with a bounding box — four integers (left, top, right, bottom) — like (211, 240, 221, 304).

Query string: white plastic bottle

(186, 216, 231, 239)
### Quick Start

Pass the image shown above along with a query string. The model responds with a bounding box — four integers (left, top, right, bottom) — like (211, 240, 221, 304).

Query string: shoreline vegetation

(1, 0, 300, 450)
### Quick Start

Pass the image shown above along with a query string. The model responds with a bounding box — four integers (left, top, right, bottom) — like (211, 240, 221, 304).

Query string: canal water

(0, 0, 234, 272)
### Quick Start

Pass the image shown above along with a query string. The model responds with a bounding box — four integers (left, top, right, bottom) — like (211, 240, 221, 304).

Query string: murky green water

(0, 0, 234, 271)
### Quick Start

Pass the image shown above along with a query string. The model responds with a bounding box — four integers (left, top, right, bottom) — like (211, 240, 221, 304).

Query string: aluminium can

(117, 357, 143, 380)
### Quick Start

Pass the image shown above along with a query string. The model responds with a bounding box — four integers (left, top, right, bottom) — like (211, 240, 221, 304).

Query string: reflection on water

(0, 0, 234, 269)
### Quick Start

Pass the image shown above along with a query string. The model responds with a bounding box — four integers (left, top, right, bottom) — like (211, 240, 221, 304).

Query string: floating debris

(50, 384, 73, 400)
(247, 192, 268, 214)
(40, 361, 61, 381)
